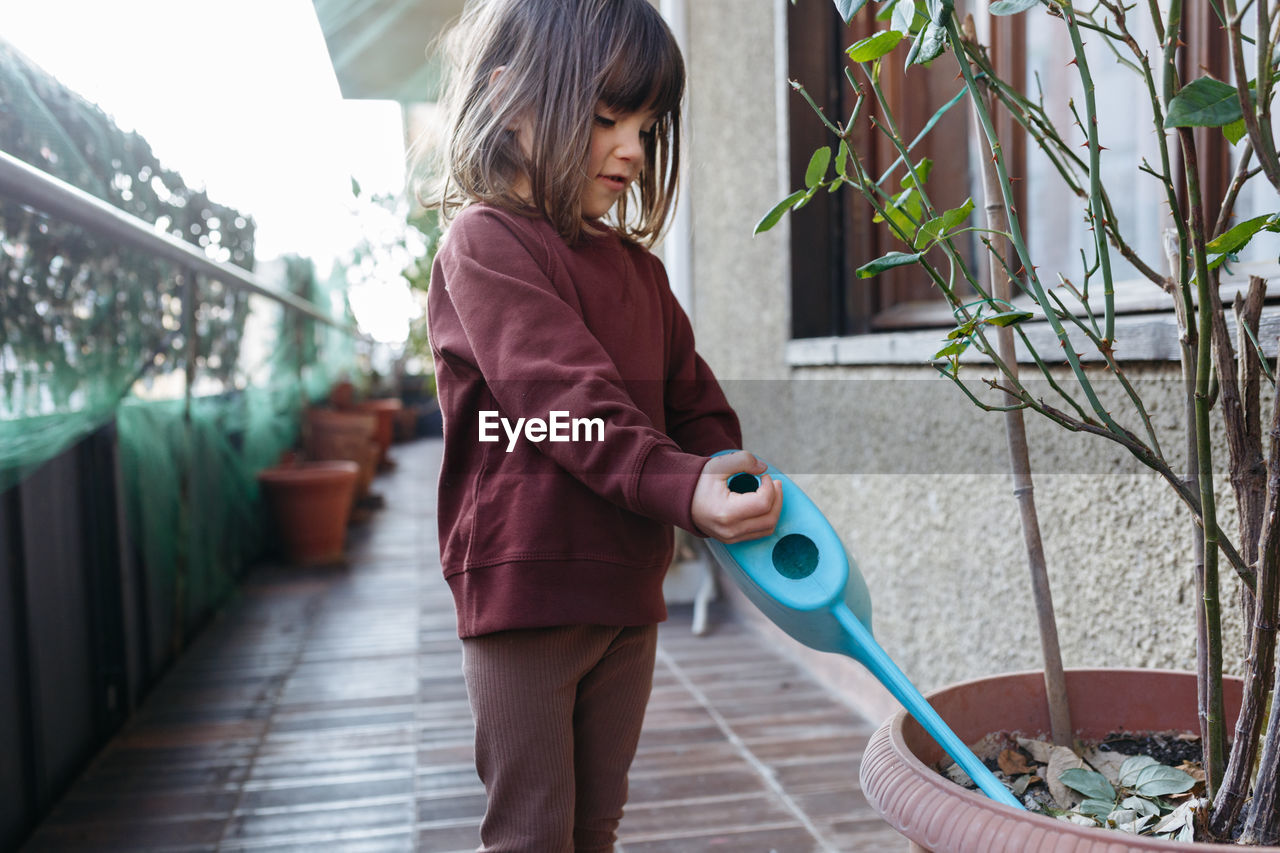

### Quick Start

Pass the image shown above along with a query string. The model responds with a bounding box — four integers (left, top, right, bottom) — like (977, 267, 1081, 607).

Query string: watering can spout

(703, 453, 1024, 811)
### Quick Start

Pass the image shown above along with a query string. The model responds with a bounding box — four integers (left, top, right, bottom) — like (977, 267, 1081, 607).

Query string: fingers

(691, 455, 784, 543)
(717, 478, 784, 544)
(704, 450, 766, 478)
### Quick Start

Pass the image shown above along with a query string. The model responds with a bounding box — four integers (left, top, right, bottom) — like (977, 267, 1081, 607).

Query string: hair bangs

(596, 4, 684, 120)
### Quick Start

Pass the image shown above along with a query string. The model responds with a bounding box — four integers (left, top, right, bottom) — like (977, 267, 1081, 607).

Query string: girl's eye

(594, 114, 616, 128)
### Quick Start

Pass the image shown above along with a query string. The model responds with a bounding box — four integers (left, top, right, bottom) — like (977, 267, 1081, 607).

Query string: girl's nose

(617, 129, 644, 160)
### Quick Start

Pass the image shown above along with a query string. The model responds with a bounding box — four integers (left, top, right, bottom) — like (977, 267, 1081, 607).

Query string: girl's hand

(691, 451, 784, 543)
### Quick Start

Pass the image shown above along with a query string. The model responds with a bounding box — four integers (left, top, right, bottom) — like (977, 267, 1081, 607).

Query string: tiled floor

(20, 438, 904, 852)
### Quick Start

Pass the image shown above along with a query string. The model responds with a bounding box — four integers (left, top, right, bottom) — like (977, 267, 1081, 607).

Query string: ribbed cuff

(634, 443, 710, 534)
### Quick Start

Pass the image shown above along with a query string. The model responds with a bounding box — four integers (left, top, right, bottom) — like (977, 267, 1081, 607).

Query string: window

(786, 2, 1275, 345)
(786, 2, 1024, 337)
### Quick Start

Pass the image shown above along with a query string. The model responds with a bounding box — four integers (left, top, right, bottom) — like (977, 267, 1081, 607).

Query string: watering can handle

(832, 604, 1024, 809)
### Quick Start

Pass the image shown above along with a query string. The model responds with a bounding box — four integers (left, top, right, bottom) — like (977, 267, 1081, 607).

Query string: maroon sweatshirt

(428, 204, 741, 637)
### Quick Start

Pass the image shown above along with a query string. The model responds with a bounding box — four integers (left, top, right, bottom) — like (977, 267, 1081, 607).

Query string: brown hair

(418, 0, 684, 247)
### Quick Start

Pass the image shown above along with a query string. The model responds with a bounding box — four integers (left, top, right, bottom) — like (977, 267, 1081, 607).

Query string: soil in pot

(939, 728, 1208, 841)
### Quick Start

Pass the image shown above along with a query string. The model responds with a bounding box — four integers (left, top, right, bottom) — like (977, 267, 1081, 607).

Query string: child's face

(582, 104, 658, 220)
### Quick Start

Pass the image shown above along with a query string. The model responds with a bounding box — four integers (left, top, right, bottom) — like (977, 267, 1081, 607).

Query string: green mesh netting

(1, 37, 361, 645)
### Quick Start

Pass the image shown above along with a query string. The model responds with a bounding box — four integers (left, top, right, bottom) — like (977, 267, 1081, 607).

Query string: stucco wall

(684, 0, 790, 381)
(680, 0, 1250, 726)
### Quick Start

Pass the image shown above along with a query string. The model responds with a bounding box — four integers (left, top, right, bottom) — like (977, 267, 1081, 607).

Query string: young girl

(423, 1, 783, 850)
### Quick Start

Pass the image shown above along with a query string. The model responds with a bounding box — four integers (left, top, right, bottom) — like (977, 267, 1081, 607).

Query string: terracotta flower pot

(859, 668, 1270, 852)
(355, 397, 403, 469)
(303, 408, 379, 499)
(257, 460, 359, 565)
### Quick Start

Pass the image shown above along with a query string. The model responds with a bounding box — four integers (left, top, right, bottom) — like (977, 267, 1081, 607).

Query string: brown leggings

(462, 623, 658, 853)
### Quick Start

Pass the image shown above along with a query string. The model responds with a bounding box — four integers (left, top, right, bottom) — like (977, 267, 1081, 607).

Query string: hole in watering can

(772, 534, 818, 580)
(728, 473, 760, 494)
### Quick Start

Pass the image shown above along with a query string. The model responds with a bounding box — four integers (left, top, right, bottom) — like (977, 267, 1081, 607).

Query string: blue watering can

(705, 453, 1024, 810)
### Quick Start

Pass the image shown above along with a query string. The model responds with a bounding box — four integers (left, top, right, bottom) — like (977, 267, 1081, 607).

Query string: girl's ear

(487, 66, 522, 132)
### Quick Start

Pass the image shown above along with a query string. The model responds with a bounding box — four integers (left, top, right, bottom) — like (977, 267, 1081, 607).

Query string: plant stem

(1210, 278, 1275, 839)
(951, 18, 1255, 594)
(1060, 0, 1118, 345)
(1178, 124, 1227, 799)
(1224, 0, 1280, 189)
(946, 20, 1126, 447)
(972, 80, 1073, 749)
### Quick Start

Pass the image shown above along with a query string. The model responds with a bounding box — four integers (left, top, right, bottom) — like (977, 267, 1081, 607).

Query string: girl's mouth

(599, 174, 628, 191)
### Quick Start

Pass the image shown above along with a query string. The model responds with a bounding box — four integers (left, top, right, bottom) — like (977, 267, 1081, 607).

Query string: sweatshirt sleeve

(435, 209, 709, 532)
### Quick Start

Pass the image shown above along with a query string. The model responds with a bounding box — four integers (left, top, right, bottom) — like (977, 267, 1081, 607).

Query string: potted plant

(761, 0, 1280, 845)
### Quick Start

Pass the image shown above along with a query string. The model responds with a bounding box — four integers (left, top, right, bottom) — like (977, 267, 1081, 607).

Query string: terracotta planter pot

(859, 668, 1271, 852)
(355, 398, 402, 469)
(303, 408, 379, 499)
(257, 461, 359, 565)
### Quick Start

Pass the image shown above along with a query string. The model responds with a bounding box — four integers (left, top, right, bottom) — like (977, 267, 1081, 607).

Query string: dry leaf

(1081, 747, 1127, 786)
(1017, 737, 1054, 765)
(998, 748, 1034, 776)
(1177, 761, 1205, 782)
(942, 762, 975, 788)
(1011, 773, 1042, 796)
(1047, 745, 1087, 808)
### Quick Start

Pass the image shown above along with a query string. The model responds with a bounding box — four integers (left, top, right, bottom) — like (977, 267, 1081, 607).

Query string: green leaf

(1224, 117, 1248, 145)
(754, 189, 807, 234)
(833, 0, 869, 22)
(945, 319, 977, 339)
(1206, 213, 1277, 255)
(1131, 764, 1196, 797)
(984, 309, 1034, 327)
(905, 0, 951, 66)
(873, 188, 924, 242)
(350, 176, 362, 198)
(857, 250, 923, 278)
(793, 185, 820, 211)
(932, 337, 970, 359)
(1165, 77, 1244, 128)
(918, 197, 974, 244)
(1060, 768, 1117, 802)
(806, 147, 833, 188)
(906, 20, 947, 67)
(1078, 798, 1116, 817)
(990, 0, 1039, 13)
(900, 158, 933, 189)
(847, 30, 905, 62)
(891, 0, 923, 34)
(836, 140, 850, 176)
(1118, 755, 1160, 787)
(1120, 795, 1161, 817)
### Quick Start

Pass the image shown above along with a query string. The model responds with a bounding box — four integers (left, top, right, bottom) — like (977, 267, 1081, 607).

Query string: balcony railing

(1, 146, 363, 848)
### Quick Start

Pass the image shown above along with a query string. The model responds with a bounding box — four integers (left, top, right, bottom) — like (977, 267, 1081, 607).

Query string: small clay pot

(257, 460, 359, 565)
(304, 408, 379, 498)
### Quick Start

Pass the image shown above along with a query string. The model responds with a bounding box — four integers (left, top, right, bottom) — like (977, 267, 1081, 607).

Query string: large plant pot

(304, 408, 379, 500)
(859, 668, 1269, 852)
(257, 461, 359, 565)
